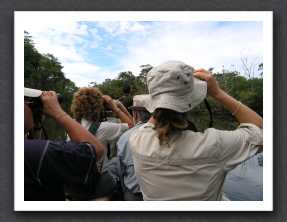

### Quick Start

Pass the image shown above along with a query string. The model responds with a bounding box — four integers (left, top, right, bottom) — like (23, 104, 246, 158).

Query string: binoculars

(31, 93, 63, 112)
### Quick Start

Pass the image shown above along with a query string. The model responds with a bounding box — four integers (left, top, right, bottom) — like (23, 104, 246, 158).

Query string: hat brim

(128, 106, 147, 111)
(24, 88, 42, 98)
(141, 78, 207, 113)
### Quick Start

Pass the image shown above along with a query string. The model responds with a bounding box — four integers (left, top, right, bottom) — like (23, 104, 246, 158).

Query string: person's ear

(133, 110, 138, 120)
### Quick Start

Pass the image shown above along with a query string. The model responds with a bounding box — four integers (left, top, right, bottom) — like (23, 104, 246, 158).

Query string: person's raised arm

(194, 69, 263, 130)
(116, 100, 133, 122)
(40, 91, 105, 161)
(103, 95, 134, 128)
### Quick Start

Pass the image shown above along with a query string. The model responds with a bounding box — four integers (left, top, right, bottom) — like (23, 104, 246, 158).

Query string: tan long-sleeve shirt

(129, 123, 263, 201)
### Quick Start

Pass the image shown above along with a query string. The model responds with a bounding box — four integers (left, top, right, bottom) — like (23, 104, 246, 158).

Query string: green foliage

(249, 77, 263, 115)
(192, 69, 263, 116)
(117, 71, 136, 83)
(135, 64, 153, 94)
(24, 32, 78, 115)
(258, 63, 263, 78)
(97, 78, 123, 99)
(91, 65, 152, 99)
(24, 31, 42, 79)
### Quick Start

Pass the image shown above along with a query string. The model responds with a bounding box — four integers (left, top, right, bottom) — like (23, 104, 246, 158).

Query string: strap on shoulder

(118, 96, 125, 101)
(88, 121, 101, 135)
(204, 99, 213, 127)
(77, 120, 101, 135)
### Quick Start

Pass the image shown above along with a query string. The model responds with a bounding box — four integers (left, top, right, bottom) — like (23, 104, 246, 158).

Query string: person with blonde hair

(65, 87, 134, 200)
(129, 60, 263, 201)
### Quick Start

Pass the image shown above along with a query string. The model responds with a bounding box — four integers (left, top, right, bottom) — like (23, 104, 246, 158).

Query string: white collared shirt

(68, 118, 129, 173)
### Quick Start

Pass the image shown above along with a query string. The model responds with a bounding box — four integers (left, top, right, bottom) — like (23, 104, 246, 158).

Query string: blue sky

(20, 12, 265, 87)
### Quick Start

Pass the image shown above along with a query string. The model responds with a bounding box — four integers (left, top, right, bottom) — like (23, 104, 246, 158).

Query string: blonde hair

(71, 87, 103, 122)
(153, 108, 189, 147)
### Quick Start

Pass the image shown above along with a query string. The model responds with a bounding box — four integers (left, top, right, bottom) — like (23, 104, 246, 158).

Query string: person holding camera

(65, 87, 134, 200)
(129, 60, 263, 201)
(24, 88, 105, 201)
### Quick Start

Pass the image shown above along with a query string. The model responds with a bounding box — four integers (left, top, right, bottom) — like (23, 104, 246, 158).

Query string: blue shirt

(116, 121, 145, 198)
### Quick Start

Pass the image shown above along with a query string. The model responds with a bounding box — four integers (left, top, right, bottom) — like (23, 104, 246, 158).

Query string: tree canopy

(24, 31, 78, 114)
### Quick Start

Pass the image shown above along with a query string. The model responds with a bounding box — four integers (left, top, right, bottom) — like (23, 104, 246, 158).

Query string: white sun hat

(140, 60, 207, 113)
(128, 94, 148, 111)
(24, 88, 42, 97)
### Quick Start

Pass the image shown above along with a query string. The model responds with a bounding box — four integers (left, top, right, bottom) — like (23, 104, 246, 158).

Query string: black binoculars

(31, 93, 63, 112)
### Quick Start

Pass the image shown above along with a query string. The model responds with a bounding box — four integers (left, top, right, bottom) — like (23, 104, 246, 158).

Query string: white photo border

(15, 11, 273, 211)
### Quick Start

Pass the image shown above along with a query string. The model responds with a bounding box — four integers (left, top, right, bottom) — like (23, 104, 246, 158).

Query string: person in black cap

(24, 88, 104, 201)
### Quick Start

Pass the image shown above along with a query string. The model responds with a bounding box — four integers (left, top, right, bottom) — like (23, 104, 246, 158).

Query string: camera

(102, 99, 118, 112)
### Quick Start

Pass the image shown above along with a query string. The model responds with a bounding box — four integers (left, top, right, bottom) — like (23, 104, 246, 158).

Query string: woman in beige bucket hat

(129, 60, 263, 201)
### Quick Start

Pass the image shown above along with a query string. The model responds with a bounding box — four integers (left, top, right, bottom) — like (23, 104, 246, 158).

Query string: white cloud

(34, 39, 85, 62)
(62, 62, 120, 87)
(25, 21, 92, 63)
(90, 42, 100, 49)
(130, 22, 147, 32)
(26, 20, 89, 36)
(97, 21, 149, 36)
(118, 21, 263, 77)
(88, 28, 103, 48)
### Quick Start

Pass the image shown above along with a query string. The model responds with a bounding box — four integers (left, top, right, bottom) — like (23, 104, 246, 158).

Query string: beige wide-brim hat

(140, 60, 207, 113)
(128, 94, 148, 111)
(24, 88, 42, 97)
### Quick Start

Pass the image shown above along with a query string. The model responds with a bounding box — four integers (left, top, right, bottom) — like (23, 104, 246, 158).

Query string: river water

(223, 153, 263, 201)
(41, 114, 263, 201)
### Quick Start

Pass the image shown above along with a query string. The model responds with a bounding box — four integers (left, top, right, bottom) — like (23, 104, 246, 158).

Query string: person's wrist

(210, 89, 225, 100)
(115, 108, 122, 115)
(55, 112, 68, 122)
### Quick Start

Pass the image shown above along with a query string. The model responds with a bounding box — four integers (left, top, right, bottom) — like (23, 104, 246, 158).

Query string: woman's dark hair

(153, 108, 189, 147)
(122, 84, 131, 93)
